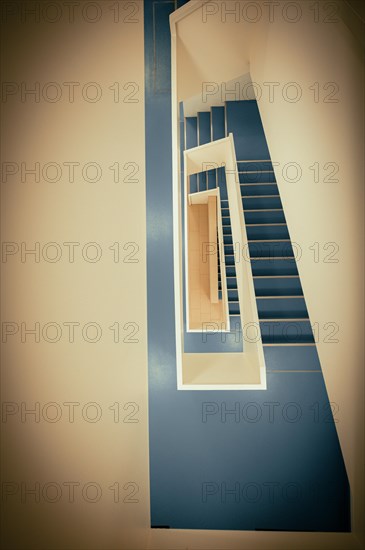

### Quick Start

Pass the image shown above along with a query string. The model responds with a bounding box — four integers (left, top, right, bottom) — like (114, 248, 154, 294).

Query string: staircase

(186, 122, 242, 342)
(183, 99, 315, 348)
(147, 4, 351, 531)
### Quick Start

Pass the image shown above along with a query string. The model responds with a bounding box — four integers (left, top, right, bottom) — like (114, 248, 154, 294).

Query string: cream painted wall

(250, 7, 364, 543)
(1, 3, 149, 548)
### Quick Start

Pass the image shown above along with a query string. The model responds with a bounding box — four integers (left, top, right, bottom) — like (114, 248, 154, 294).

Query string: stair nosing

(251, 256, 295, 260)
(259, 318, 310, 322)
(263, 343, 316, 347)
(242, 195, 280, 199)
(246, 223, 286, 226)
(238, 170, 274, 174)
(256, 295, 304, 299)
(248, 239, 291, 243)
(240, 183, 278, 186)
(253, 275, 299, 279)
(244, 208, 283, 212)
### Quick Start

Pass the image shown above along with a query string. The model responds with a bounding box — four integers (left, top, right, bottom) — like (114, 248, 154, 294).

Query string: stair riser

(218, 278, 237, 290)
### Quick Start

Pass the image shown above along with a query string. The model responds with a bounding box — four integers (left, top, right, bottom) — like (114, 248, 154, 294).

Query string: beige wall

(1, 2, 149, 548)
(251, 6, 364, 543)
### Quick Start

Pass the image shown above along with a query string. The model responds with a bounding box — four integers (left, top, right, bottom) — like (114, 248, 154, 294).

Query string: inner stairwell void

(179, 98, 316, 388)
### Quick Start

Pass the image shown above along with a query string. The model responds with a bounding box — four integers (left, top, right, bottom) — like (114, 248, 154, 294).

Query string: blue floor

(145, 1, 350, 532)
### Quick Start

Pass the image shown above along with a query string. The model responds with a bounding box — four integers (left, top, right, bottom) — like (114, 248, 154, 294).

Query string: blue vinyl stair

(184, 116, 242, 353)
(184, 100, 316, 347)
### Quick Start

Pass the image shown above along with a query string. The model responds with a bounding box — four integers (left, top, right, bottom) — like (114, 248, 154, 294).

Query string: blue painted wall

(145, 1, 350, 532)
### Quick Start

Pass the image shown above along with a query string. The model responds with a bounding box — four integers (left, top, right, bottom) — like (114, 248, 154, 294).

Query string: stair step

(224, 278, 238, 290)
(228, 289, 238, 301)
(207, 168, 217, 190)
(257, 297, 308, 319)
(225, 255, 236, 266)
(229, 315, 242, 328)
(248, 239, 290, 242)
(263, 345, 321, 371)
(244, 210, 286, 224)
(197, 171, 207, 192)
(223, 242, 294, 258)
(189, 174, 198, 194)
(240, 182, 278, 186)
(246, 224, 290, 240)
(211, 106, 225, 141)
(238, 171, 276, 184)
(260, 317, 309, 321)
(260, 320, 314, 344)
(237, 160, 274, 172)
(225, 265, 239, 277)
(256, 295, 304, 299)
(240, 184, 279, 199)
(262, 342, 321, 350)
(249, 241, 294, 258)
(254, 276, 303, 296)
(242, 196, 282, 209)
(185, 116, 197, 149)
(226, 100, 271, 160)
(239, 171, 276, 183)
(217, 167, 228, 199)
(251, 258, 298, 276)
(254, 275, 299, 279)
(197, 111, 211, 146)
(229, 302, 240, 315)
